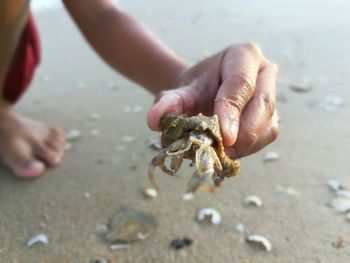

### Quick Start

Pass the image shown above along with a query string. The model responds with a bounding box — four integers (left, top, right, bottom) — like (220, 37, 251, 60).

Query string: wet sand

(1, 0, 350, 262)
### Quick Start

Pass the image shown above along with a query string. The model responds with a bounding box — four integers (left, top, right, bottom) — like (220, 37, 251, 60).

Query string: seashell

(336, 190, 350, 198)
(27, 234, 48, 247)
(331, 197, 350, 213)
(105, 208, 156, 243)
(276, 186, 300, 196)
(323, 104, 337, 113)
(243, 195, 263, 207)
(143, 188, 158, 199)
(182, 193, 194, 201)
(196, 208, 221, 225)
(247, 235, 272, 252)
(66, 129, 81, 141)
(325, 95, 344, 106)
(262, 152, 279, 162)
(327, 180, 341, 191)
(110, 244, 131, 250)
(234, 223, 245, 234)
(95, 224, 108, 236)
(290, 84, 312, 93)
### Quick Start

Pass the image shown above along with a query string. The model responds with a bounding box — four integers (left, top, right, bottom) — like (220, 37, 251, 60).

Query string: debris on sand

(196, 208, 221, 225)
(104, 208, 156, 243)
(170, 237, 193, 250)
(332, 236, 346, 249)
(290, 84, 312, 93)
(181, 193, 194, 201)
(336, 190, 350, 198)
(331, 197, 350, 213)
(89, 129, 100, 137)
(64, 143, 73, 151)
(105, 82, 119, 91)
(27, 234, 48, 247)
(262, 151, 280, 162)
(110, 244, 131, 250)
(243, 195, 263, 207)
(143, 188, 158, 199)
(66, 129, 81, 141)
(246, 235, 272, 252)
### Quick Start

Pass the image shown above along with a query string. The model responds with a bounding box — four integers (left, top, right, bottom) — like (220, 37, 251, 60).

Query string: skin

(0, 0, 278, 178)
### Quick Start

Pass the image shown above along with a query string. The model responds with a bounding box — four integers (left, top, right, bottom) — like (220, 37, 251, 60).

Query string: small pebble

(263, 151, 280, 162)
(27, 234, 48, 247)
(332, 236, 346, 249)
(170, 237, 193, 250)
(246, 235, 272, 252)
(243, 195, 263, 207)
(84, 192, 91, 198)
(89, 259, 108, 263)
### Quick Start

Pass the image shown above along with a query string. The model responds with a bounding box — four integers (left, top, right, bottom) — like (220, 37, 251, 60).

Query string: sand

(1, 0, 350, 262)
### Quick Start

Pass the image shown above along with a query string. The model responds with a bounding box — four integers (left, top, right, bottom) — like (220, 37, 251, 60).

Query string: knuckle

(243, 42, 262, 57)
(243, 130, 258, 147)
(260, 94, 275, 117)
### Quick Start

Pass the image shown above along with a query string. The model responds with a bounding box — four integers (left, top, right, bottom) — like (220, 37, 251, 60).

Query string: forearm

(64, 1, 189, 93)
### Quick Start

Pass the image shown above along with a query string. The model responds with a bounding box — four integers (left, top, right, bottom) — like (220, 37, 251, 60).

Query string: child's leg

(0, 5, 65, 178)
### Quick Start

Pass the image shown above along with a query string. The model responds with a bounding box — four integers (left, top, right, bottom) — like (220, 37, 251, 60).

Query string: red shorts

(2, 14, 41, 104)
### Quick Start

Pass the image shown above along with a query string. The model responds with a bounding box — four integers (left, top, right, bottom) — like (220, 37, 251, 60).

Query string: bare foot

(0, 108, 65, 178)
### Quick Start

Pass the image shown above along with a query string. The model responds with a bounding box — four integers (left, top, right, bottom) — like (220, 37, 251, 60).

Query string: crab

(148, 113, 240, 193)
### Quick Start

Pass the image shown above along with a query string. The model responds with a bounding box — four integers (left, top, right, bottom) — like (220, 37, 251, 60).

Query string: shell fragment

(246, 235, 272, 252)
(243, 195, 263, 207)
(143, 188, 158, 199)
(27, 234, 48, 247)
(327, 180, 341, 192)
(331, 197, 350, 213)
(263, 152, 280, 162)
(234, 223, 245, 234)
(66, 129, 81, 141)
(196, 208, 221, 225)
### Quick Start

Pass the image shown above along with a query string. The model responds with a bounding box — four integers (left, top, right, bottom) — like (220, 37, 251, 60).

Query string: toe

(35, 143, 62, 166)
(50, 127, 65, 143)
(2, 140, 46, 178)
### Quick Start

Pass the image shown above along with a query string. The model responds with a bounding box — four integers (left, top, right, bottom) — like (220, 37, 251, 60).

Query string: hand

(147, 43, 279, 158)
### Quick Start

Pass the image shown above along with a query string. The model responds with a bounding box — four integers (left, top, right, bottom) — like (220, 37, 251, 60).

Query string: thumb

(214, 76, 256, 146)
(147, 91, 184, 131)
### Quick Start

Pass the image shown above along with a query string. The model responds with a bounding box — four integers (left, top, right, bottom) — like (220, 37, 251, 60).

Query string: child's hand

(147, 43, 278, 158)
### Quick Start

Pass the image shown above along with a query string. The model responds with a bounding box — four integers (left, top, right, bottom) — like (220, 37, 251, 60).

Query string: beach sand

(1, 0, 350, 262)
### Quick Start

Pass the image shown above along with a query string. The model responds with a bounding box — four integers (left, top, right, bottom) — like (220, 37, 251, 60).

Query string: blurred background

(0, 0, 349, 262)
